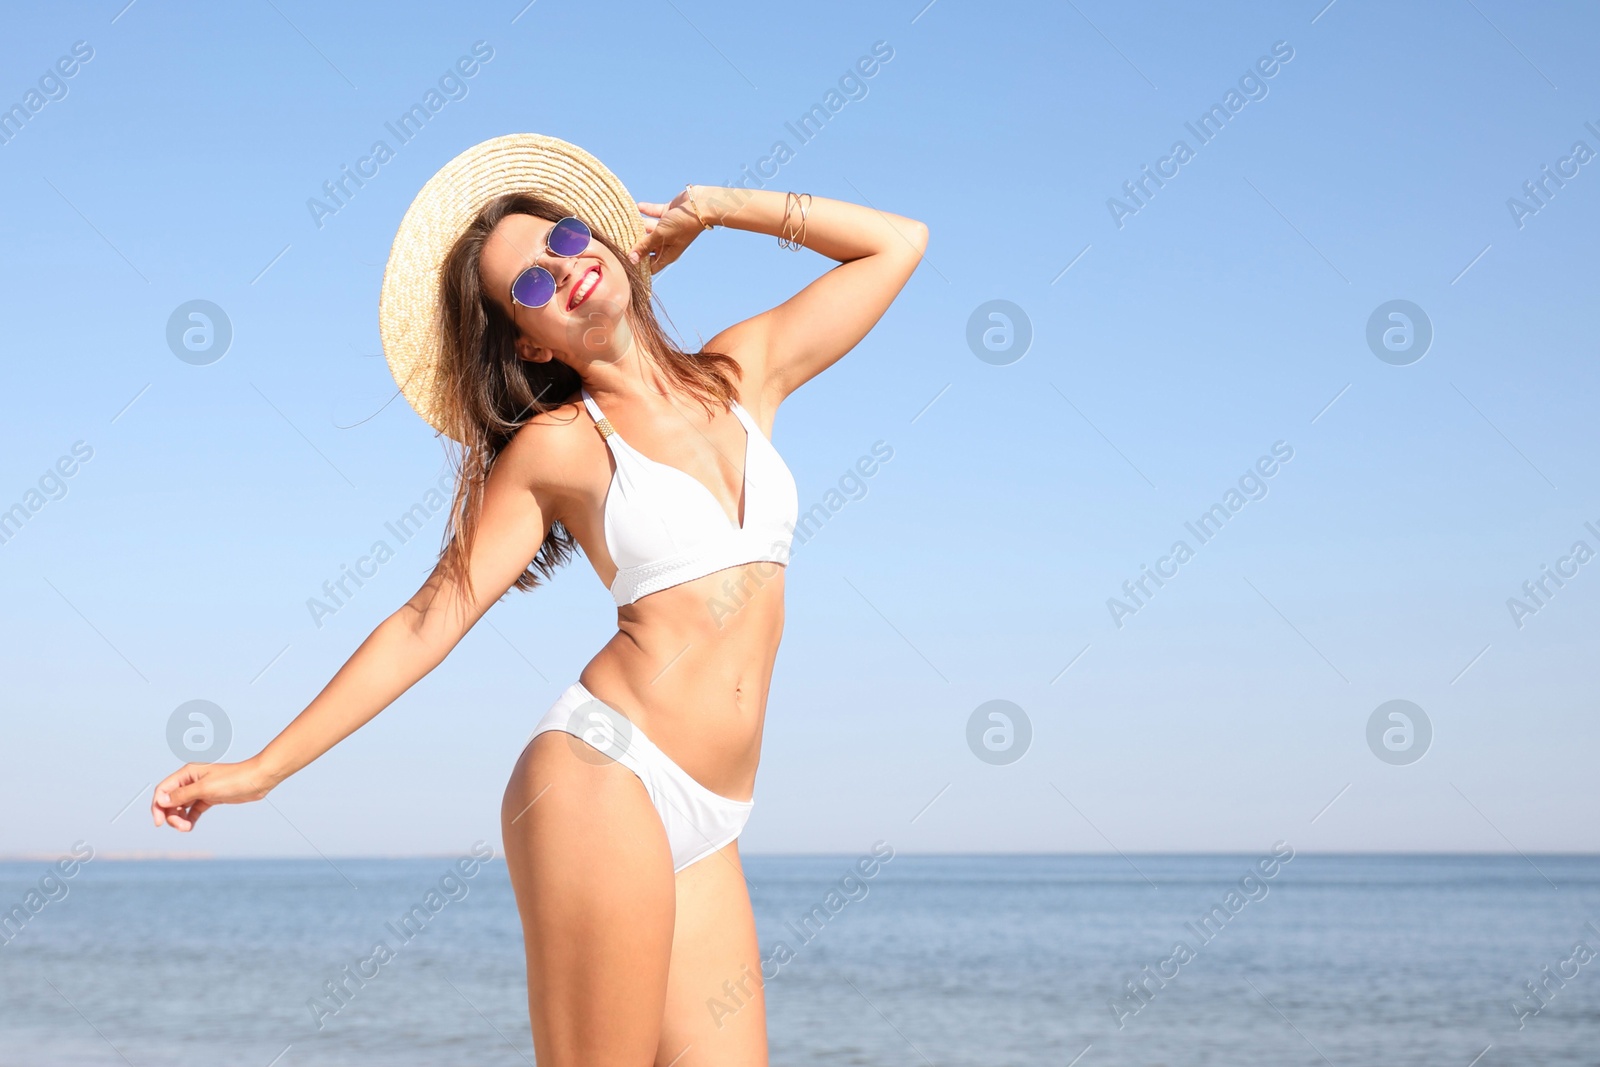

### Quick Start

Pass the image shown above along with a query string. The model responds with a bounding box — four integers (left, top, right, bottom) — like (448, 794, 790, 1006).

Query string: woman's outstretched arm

(151, 425, 568, 831)
(632, 185, 929, 405)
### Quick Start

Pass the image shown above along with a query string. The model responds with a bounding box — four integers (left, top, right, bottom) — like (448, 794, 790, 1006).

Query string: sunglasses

(509, 216, 593, 309)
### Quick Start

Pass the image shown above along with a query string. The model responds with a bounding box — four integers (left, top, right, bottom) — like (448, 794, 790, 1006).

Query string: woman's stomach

(578, 563, 786, 799)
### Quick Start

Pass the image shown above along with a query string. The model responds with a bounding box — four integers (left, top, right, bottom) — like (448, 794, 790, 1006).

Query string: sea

(1, 853, 1597, 1065)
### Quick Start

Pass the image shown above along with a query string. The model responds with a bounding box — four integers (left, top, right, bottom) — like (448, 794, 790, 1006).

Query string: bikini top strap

(580, 387, 617, 441)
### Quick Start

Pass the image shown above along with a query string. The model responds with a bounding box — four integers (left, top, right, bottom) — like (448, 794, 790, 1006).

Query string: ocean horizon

(3, 853, 1598, 1065)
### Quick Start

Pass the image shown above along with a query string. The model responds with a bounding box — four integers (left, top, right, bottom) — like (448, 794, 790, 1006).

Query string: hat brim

(378, 132, 649, 442)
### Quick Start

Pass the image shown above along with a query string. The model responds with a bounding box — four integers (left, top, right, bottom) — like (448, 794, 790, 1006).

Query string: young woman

(151, 133, 927, 1066)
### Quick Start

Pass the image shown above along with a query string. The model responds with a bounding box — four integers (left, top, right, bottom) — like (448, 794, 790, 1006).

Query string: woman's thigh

(501, 730, 677, 1067)
(657, 842, 769, 1067)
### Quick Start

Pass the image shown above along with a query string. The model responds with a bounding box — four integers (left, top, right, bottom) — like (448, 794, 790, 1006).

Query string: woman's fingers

(628, 226, 659, 264)
(162, 794, 208, 832)
(163, 770, 208, 810)
(153, 764, 218, 830)
(153, 765, 192, 804)
(152, 766, 195, 824)
(185, 800, 213, 828)
(630, 199, 704, 268)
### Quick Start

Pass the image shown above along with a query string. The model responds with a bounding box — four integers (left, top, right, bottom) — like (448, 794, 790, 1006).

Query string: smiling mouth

(567, 264, 602, 311)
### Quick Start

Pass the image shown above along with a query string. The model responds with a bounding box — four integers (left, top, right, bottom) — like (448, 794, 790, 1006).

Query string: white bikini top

(581, 387, 799, 606)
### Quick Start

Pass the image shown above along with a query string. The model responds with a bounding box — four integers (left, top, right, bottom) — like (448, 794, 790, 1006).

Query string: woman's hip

(519, 681, 757, 874)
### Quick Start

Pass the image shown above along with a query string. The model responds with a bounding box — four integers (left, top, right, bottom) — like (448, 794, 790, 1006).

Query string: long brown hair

(431, 191, 741, 610)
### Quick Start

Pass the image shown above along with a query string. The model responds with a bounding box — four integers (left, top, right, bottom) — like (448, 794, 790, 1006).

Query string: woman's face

(480, 213, 632, 366)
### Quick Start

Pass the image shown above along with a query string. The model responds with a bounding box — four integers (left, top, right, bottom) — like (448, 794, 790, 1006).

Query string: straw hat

(378, 132, 649, 442)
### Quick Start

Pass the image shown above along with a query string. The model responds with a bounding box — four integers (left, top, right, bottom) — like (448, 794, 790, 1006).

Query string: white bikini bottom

(525, 681, 755, 873)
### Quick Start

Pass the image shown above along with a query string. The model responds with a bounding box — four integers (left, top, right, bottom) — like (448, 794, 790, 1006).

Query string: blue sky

(1, 0, 1596, 857)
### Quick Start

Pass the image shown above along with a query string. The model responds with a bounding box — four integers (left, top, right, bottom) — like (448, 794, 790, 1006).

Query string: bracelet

(778, 191, 811, 251)
(778, 192, 797, 247)
(684, 183, 714, 230)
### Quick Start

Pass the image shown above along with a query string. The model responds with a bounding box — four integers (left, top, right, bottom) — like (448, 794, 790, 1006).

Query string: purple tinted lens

(511, 266, 556, 307)
(547, 217, 591, 257)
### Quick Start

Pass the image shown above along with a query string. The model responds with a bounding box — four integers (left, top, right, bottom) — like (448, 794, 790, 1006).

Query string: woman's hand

(630, 188, 711, 274)
(151, 758, 276, 832)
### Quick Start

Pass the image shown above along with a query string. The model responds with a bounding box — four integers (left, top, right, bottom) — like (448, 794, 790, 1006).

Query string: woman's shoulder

(497, 396, 600, 498)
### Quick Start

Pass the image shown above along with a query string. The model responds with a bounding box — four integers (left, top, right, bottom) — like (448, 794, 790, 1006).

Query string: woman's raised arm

(632, 185, 929, 407)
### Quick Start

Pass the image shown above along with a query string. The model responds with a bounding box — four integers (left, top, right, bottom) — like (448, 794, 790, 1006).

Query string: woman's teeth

(568, 266, 601, 310)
